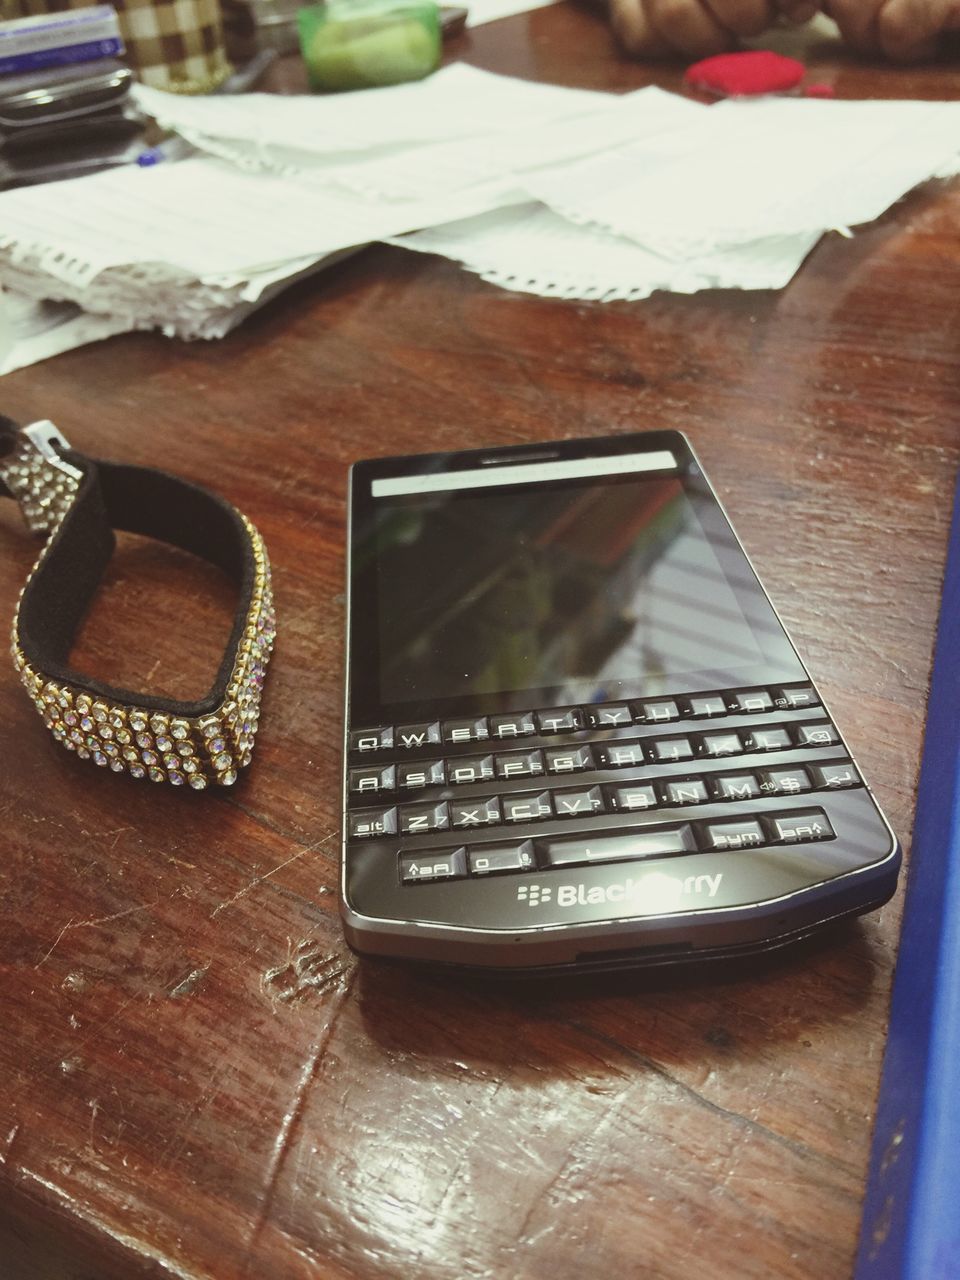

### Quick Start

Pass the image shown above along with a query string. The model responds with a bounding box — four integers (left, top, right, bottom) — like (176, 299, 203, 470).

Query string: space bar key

(540, 826, 697, 868)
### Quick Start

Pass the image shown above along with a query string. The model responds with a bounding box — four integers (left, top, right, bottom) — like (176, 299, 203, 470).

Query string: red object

(684, 51, 806, 97)
(804, 82, 836, 98)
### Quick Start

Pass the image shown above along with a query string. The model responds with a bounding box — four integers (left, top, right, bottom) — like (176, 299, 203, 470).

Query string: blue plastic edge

(855, 468, 960, 1280)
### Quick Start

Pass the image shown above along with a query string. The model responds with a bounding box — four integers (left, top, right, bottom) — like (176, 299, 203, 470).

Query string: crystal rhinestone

(110, 711, 125, 729)
(163, 754, 179, 770)
(99, 725, 114, 741)
(142, 750, 158, 767)
(35, 698, 47, 713)
(123, 747, 138, 762)
(239, 749, 252, 767)
(76, 695, 92, 713)
(213, 752, 231, 771)
(116, 729, 132, 745)
(93, 752, 107, 767)
(169, 771, 185, 786)
(177, 742, 193, 757)
(70, 728, 83, 744)
(80, 716, 94, 732)
(77, 747, 90, 759)
(171, 721, 189, 741)
(64, 711, 78, 727)
(130, 712, 148, 732)
(189, 775, 208, 790)
(63, 739, 76, 752)
(136, 733, 152, 749)
(110, 760, 124, 772)
(148, 767, 164, 783)
(52, 724, 65, 739)
(200, 720, 220, 739)
(86, 735, 100, 751)
(149, 714, 168, 734)
(103, 742, 119, 757)
(130, 764, 146, 779)
(156, 735, 172, 753)
(221, 769, 237, 786)
(210, 738, 226, 755)
(92, 703, 108, 723)
(183, 758, 198, 774)
(58, 692, 72, 708)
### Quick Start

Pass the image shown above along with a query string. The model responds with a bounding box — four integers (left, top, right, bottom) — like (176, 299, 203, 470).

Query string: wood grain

(1, 8, 958, 1278)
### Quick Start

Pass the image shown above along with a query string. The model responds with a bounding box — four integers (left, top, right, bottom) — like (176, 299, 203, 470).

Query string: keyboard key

(350, 726, 393, 753)
(638, 699, 680, 723)
(348, 806, 397, 839)
(545, 745, 594, 774)
(663, 778, 709, 806)
(399, 802, 450, 835)
(730, 691, 774, 714)
(397, 760, 445, 790)
(704, 819, 766, 851)
(540, 825, 696, 868)
(395, 721, 442, 750)
(649, 737, 695, 763)
(595, 740, 645, 768)
(745, 726, 792, 752)
(468, 841, 536, 876)
(701, 732, 742, 758)
(768, 810, 835, 843)
(553, 785, 604, 817)
(502, 791, 553, 823)
(536, 708, 581, 734)
(772, 686, 820, 710)
(607, 782, 658, 812)
(442, 717, 489, 744)
(449, 796, 501, 828)
(496, 749, 545, 779)
(349, 765, 396, 796)
(685, 694, 727, 718)
(584, 703, 633, 729)
(759, 767, 811, 797)
(400, 848, 467, 884)
(447, 754, 495, 786)
(810, 762, 861, 789)
(794, 723, 841, 748)
(488, 713, 537, 739)
(712, 773, 761, 801)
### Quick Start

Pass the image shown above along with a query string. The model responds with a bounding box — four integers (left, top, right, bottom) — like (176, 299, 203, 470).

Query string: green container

(298, 0, 441, 92)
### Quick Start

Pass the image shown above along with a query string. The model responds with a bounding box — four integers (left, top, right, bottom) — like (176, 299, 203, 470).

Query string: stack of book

(0, 5, 144, 189)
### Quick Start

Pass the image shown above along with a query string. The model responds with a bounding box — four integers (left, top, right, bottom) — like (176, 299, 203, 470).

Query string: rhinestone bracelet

(0, 417, 276, 789)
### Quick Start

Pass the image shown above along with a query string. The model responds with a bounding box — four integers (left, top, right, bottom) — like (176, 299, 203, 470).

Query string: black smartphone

(341, 431, 900, 972)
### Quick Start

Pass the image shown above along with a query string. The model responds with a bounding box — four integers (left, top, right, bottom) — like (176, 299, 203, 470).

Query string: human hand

(823, 0, 960, 60)
(609, 0, 818, 58)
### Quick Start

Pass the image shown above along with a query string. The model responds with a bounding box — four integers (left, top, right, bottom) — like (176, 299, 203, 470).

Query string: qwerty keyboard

(344, 682, 865, 886)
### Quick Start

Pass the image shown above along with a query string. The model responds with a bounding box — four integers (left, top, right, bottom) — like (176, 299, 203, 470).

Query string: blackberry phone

(341, 432, 900, 971)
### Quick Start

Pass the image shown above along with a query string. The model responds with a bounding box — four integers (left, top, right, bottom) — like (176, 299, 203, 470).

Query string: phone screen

(350, 451, 797, 717)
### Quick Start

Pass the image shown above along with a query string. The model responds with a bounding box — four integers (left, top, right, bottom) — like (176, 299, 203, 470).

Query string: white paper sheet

(133, 64, 599, 159)
(391, 202, 820, 300)
(524, 96, 960, 257)
(465, 0, 558, 26)
(0, 289, 132, 375)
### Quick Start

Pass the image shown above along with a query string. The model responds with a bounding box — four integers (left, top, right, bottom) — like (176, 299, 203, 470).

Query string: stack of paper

(1, 64, 959, 371)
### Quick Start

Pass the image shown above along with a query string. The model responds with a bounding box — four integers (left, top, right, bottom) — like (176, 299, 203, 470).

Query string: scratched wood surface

(1, 8, 958, 1279)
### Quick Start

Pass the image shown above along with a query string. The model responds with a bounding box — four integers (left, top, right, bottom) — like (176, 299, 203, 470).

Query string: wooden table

(1, 8, 958, 1278)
